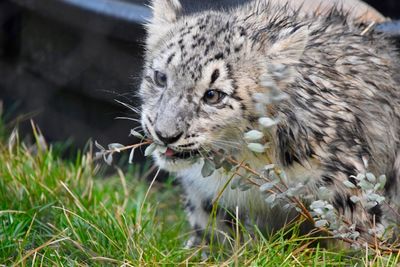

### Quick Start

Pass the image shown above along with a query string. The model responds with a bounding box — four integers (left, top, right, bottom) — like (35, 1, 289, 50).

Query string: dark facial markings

(147, 15, 248, 129)
(166, 52, 176, 65)
(214, 52, 224, 60)
(144, 124, 151, 137)
(210, 69, 220, 85)
(144, 75, 152, 84)
(177, 143, 196, 148)
(146, 115, 153, 124)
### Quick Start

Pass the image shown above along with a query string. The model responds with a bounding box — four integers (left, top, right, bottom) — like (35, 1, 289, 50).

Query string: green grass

(0, 126, 399, 265)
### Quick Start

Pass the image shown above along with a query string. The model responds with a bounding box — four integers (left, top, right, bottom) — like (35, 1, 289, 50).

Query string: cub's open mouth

(161, 147, 200, 160)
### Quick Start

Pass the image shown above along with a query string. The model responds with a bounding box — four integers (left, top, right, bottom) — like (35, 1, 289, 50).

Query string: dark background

(0, 0, 399, 159)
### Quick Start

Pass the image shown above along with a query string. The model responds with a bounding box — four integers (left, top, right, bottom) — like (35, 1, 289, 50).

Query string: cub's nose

(155, 130, 183, 145)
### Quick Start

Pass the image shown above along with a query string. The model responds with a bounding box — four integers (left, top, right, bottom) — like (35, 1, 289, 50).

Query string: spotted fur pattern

(140, 0, 400, 245)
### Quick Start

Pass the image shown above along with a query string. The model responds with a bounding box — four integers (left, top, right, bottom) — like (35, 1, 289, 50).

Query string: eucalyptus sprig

(94, 139, 152, 166)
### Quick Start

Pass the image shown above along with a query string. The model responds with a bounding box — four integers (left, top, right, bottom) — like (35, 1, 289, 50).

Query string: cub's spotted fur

(140, 0, 400, 246)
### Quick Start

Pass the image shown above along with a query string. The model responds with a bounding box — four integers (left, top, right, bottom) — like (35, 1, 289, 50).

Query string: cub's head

(139, 0, 308, 172)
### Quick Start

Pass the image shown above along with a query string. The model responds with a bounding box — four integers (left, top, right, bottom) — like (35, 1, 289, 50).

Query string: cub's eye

(203, 90, 226, 105)
(154, 71, 167, 87)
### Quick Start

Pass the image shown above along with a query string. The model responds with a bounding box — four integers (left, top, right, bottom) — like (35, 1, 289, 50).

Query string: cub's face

(140, 12, 251, 171)
(139, 0, 307, 172)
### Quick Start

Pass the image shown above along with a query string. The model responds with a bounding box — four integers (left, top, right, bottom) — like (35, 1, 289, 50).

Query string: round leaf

(244, 130, 264, 141)
(144, 143, 157, 156)
(259, 117, 278, 128)
(130, 129, 144, 139)
(201, 159, 216, 178)
(343, 180, 356, 189)
(247, 143, 265, 153)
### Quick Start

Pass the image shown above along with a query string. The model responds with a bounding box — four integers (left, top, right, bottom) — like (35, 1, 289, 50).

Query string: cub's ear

(150, 0, 182, 24)
(262, 26, 309, 87)
(146, 0, 182, 49)
(268, 26, 308, 64)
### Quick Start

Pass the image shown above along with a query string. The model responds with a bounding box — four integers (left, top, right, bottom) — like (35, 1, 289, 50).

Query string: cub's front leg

(183, 194, 237, 249)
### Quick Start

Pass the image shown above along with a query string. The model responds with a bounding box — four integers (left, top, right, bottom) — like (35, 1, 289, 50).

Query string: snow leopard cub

(139, 0, 400, 246)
